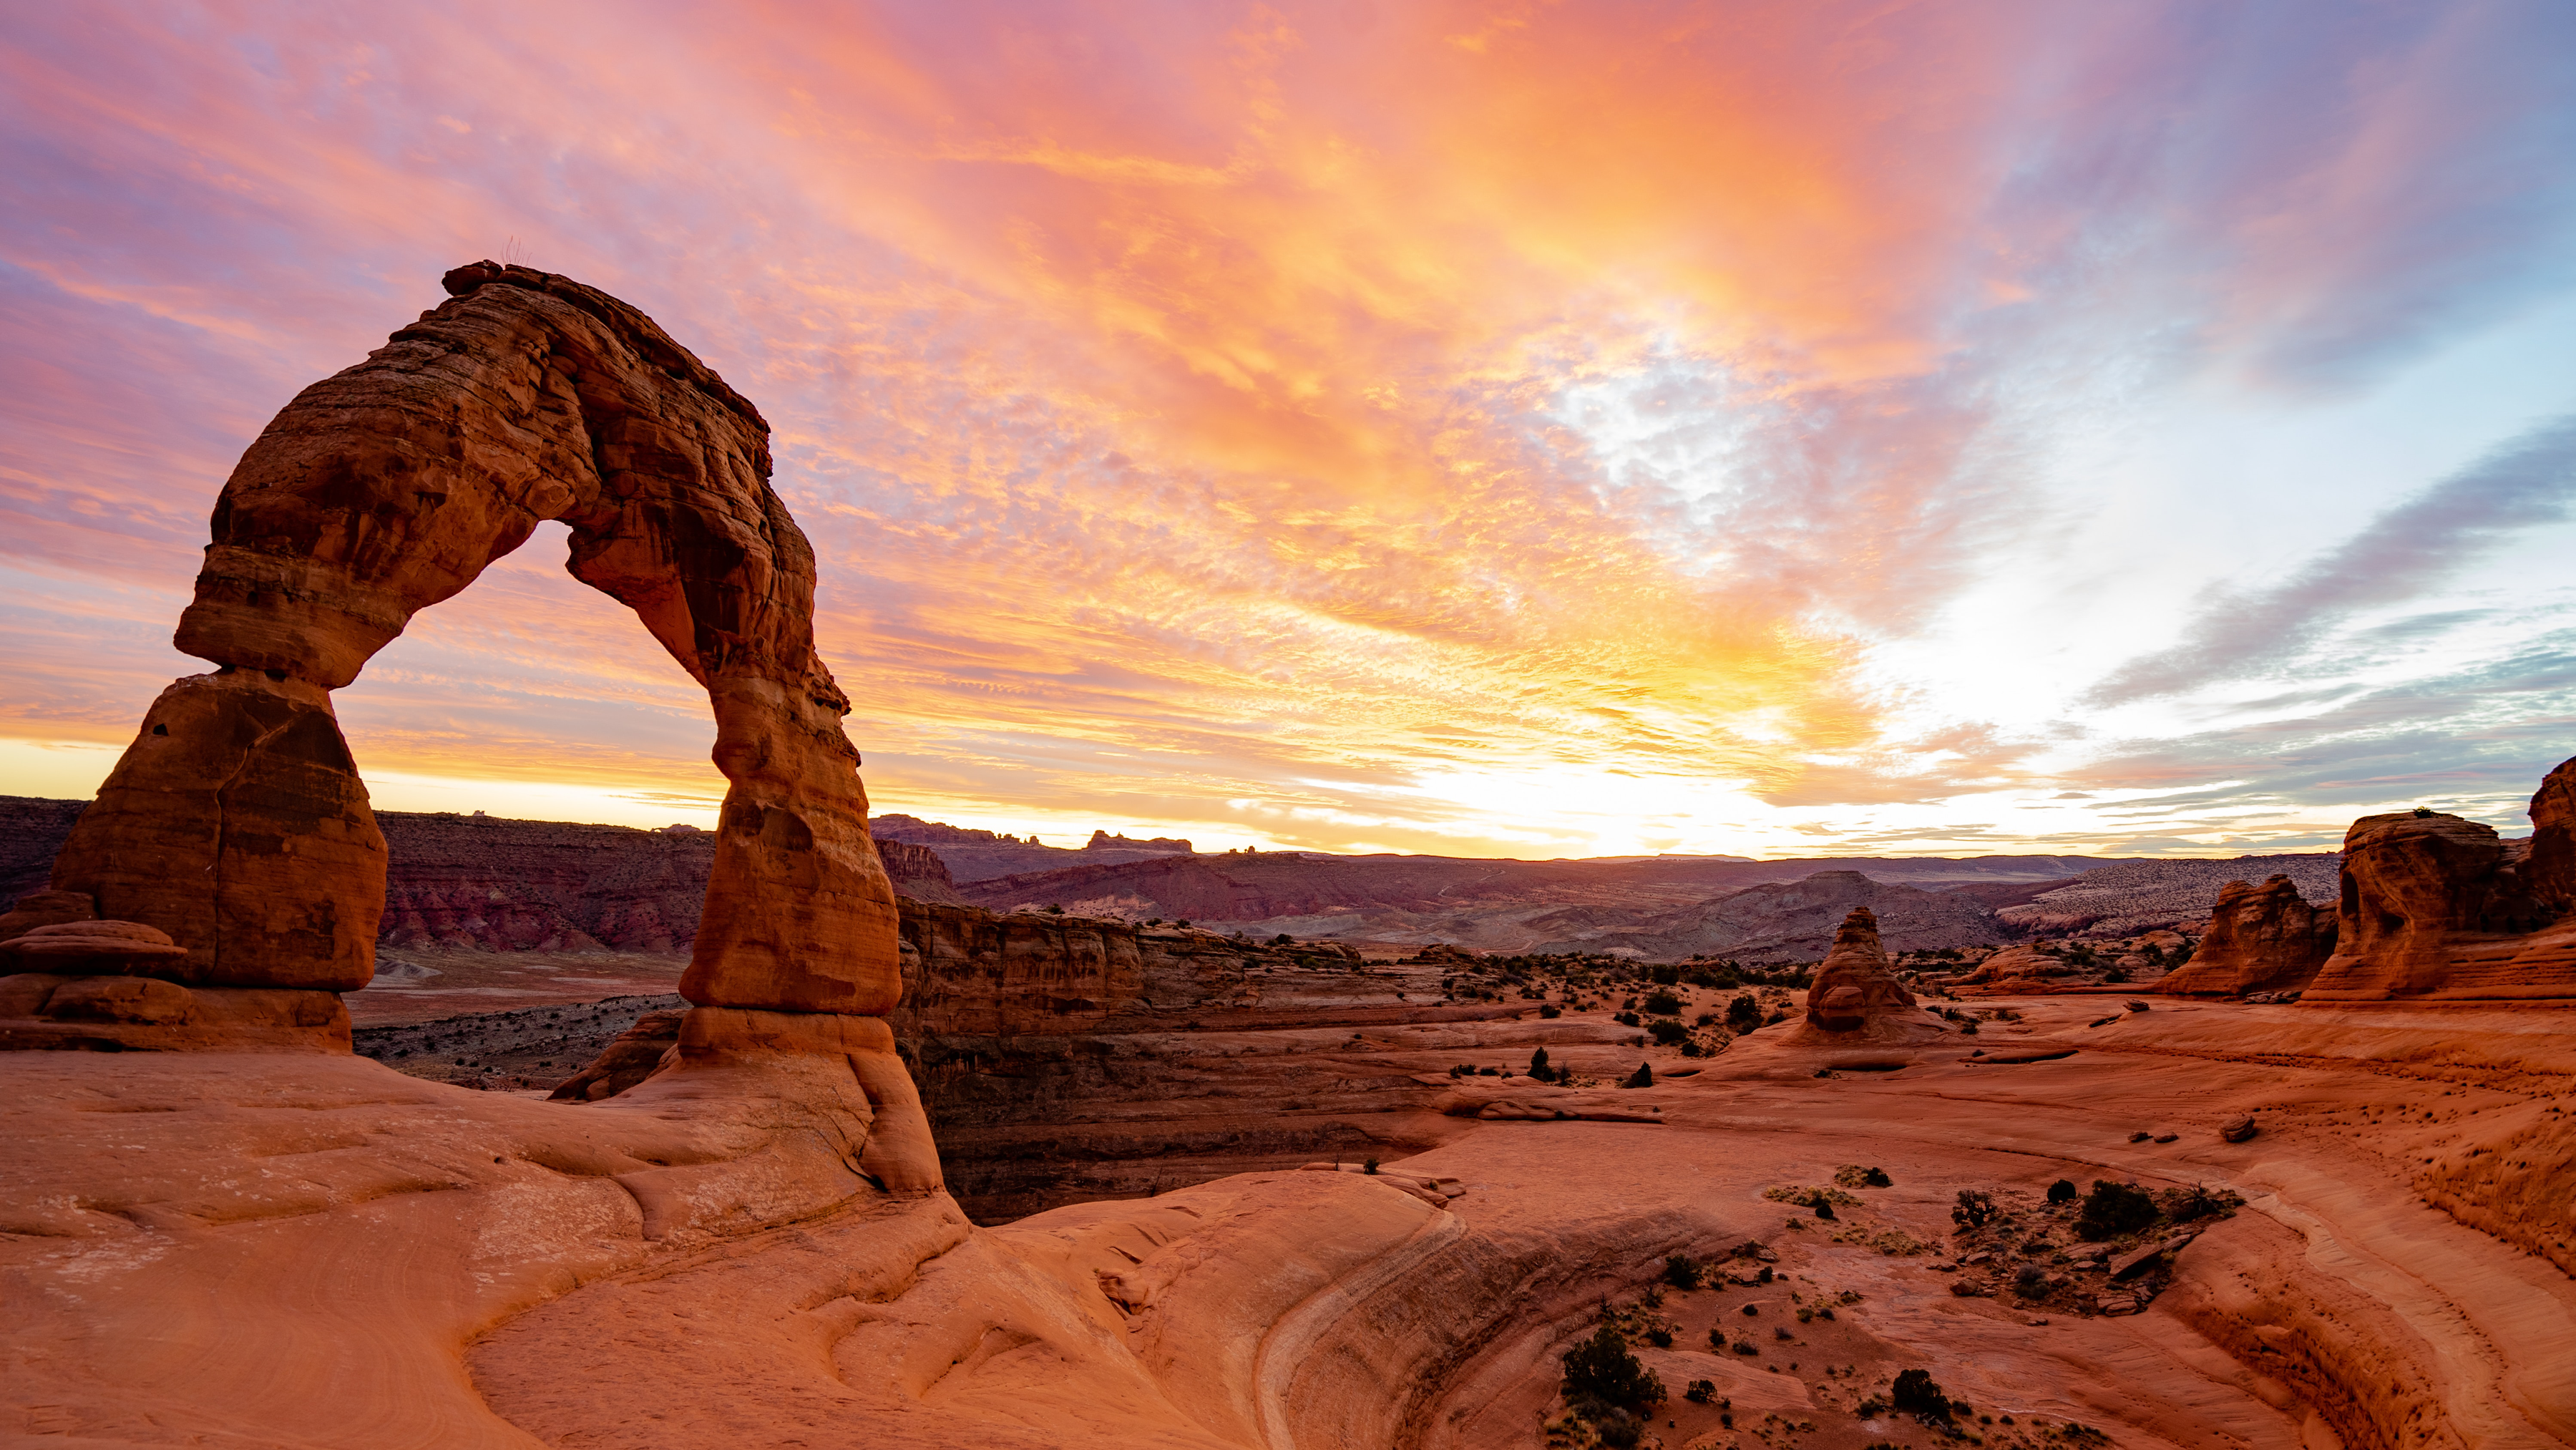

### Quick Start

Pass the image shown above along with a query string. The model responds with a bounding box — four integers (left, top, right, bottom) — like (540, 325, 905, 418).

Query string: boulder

(2156, 876, 2336, 996)
(2221, 1114, 2258, 1143)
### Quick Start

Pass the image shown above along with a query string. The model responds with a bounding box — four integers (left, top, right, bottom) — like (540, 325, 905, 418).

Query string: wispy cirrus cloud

(2086, 414, 2576, 706)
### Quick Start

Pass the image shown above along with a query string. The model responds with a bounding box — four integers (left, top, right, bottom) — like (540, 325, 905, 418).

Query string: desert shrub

(1643, 990, 1684, 1016)
(1593, 1413, 1644, 1449)
(1835, 1165, 1893, 1188)
(1648, 1018, 1690, 1045)
(1272, 933, 1295, 945)
(1615, 1011, 1642, 1027)
(1649, 965, 1682, 986)
(1726, 994, 1763, 1032)
(2047, 1178, 2078, 1204)
(1694, 1013, 1719, 1027)
(2075, 1181, 2159, 1240)
(1679, 1039, 1707, 1057)
(1813, 1197, 1837, 1220)
(1646, 1325, 1673, 1348)
(1763, 1184, 1859, 1207)
(2013, 1265, 2048, 1298)
(1684, 1379, 1718, 1404)
(1561, 1325, 1665, 1411)
(1732, 1338, 1760, 1356)
(1621, 1062, 1654, 1088)
(1531, 1047, 1551, 1076)
(1363, 1158, 1379, 1175)
(1539, 1003, 1562, 1018)
(2160, 1184, 2238, 1223)
(1890, 1368, 1951, 1419)
(1951, 1191, 1997, 1230)
(1662, 1255, 1704, 1290)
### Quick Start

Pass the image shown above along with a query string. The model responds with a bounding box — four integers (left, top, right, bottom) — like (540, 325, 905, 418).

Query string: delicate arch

(50, 263, 899, 1013)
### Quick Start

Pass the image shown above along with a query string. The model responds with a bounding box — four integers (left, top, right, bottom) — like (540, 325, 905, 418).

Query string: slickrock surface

(10, 992, 2573, 1449)
(2157, 875, 2338, 996)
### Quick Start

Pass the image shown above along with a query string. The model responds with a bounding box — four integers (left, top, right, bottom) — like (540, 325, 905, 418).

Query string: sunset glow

(5, 2, 2572, 857)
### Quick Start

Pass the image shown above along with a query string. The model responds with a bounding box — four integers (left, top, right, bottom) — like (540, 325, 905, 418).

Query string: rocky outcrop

(2303, 804, 2563, 1001)
(1802, 907, 1916, 1029)
(1085, 829, 1192, 852)
(2294, 759, 2576, 1001)
(27, 262, 902, 1017)
(2529, 756, 2575, 915)
(2157, 875, 2337, 997)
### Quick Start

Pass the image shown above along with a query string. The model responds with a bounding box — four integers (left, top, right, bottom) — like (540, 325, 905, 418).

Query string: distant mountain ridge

(0, 794, 2340, 959)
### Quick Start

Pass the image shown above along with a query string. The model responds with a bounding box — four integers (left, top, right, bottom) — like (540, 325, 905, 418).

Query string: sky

(4, 1, 2574, 861)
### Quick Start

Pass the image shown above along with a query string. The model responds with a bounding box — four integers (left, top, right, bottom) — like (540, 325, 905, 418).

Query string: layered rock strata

(2157, 875, 2338, 997)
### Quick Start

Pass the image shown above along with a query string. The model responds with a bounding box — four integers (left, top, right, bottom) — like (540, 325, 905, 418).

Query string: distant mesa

(1085, 829, 1194, 853)
(870, 814, 1044, 847)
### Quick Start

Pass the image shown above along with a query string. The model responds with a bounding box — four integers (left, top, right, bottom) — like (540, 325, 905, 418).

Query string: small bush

(1271, 933, 1295, 945)
(2160, 1183, 2237, 1223)
(2013, 1265, 2048, 1298)
(1616, 1011, 1643, 1027)
(2047, 1178, 2078, 1205)
(1662, 1255, 1704, 1290)
(2074, 1181, 2159, 1241)
(1363, 1158, 1380, 1175)
(1732, 1338, 1760, 1356)
(1813, 1197, 1837, 1221)
(1684, 1378, 1718, 1404)
(1648, 1018, 1690, 1045)
(1561, 1325, 1665, 1411)
(1643, 990, 1684, 1016)
(1531, 1047, 1551, 1076)
(1951, 1191, 1997, 1230)
(1594, 1414, 1644, 1449)
(1646, 1325, 1673, 1348)
(1891, 1368, 1951, 1419)
(1727, 994, 1764, 1032)
(1539, 1003, 1561, 1018)
(1835, 1164, 1893, 1189)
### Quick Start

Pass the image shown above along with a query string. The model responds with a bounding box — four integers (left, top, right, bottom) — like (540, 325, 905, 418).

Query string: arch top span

(47, 262, 899, 1014)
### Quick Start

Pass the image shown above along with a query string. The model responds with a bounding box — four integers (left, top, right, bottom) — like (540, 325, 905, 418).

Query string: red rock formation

(35, 263, 899, 1015)
(2529, 755, 2575, 915)
(1802, 906, 1918, 1031)
(2303, 809, 2555, 1000)
(2156, 875, 2336, 997)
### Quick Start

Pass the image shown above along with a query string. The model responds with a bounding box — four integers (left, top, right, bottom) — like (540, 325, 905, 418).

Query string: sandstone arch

(45, 262, 899, 1014)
